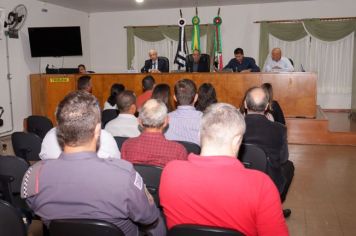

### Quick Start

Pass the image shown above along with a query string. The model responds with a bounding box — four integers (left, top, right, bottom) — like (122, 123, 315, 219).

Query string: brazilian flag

(191, 15, 200, 51)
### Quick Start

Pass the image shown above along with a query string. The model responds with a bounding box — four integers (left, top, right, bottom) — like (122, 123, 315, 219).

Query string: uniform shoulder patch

(21, 162, 44, 199)
(134, 172, 143, 190)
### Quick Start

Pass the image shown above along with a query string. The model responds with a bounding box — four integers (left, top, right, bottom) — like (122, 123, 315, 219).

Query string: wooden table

(30, 72, 317, 124)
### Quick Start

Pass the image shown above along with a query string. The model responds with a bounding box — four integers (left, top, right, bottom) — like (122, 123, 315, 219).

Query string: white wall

(89, 0, 356, 109)
(0, 0, 90, 136)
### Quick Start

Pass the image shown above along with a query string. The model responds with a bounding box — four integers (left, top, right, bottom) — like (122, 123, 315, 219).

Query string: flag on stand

(191, 9, 201, 51)
(213, 10, 223, 71)
(174, 16, 187, 69)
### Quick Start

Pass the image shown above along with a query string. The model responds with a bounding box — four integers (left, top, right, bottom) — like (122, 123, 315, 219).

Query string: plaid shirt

(121, 132, 188, 167)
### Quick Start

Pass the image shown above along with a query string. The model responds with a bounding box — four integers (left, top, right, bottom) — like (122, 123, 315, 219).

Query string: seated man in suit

(186, 49, 209, 72)
(243, 87, 294, 204)
(141, 49, 169, 73)
(121, 99, 187, 167)
(21, 91, 165, 236)
(263, 48, 294, 72)
(224, 48, 260, 72)
(160, 103, 288, 235)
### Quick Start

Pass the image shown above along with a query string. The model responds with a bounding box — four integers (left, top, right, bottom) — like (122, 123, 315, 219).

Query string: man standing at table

(141, 49, 169, 73)
(263, 48, 294, 72)
(224, 48, 260, 72)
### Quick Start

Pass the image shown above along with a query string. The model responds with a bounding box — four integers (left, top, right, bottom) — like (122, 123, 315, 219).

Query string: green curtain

(126, 24, 215, 69)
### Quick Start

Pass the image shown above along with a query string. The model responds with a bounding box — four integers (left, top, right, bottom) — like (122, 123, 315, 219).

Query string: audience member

(195, 83, 217, 112)
(40, 127, 120, 160)
(261, 83, 286, 125)
(141, 49, 169, 73)
(263, 48, 294, 72)
(121, 99, 187, 167)
(21, 91, 165, 236)
(77, 75, 92, 93)
(243, 87, 294, 203)
(186, 49, 210, 72)
(105, 90, 140, 137)
(165, 79, 202, 145)
(160, 103, 288, 235)
(152, 83, 173, 112)
(104, 83, 125, 110)
(137, 75, 155, 111)
(78, 64, 87, 74)
(224, 48, 260, 72)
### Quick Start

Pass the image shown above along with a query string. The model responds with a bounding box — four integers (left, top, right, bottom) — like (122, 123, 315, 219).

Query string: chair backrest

(102, 109, 119, 128)
(238, 143, 268, 173)
(168, 224, 245, 236)
(11, 132, 42, 161)
(50, 219, 125, 236)
(176, 141, 201, 155)
(133, 164, 163, 206)
(0, 156, 29, 195)
(113, 136, 129, 151)
(0, 199, 27, 236)
(27, 115, 54, 139)
(0, 175, 15, 204)
(158, 56, 170, 72)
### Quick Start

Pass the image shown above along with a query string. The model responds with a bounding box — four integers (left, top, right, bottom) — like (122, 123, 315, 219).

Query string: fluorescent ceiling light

(136, 0, 144, 3)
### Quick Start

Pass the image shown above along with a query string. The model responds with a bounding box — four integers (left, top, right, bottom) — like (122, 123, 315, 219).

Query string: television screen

(28, 26, 83, 57)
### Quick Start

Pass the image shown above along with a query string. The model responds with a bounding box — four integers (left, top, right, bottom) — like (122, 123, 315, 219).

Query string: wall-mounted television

(28, 26, 83, 57)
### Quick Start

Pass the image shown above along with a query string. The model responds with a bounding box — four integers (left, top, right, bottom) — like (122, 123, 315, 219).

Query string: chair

(238, 143, 268, 173)
(113, 136, 129, 151)
(49, 219, 125, 236)
(102, 109, 119, 128)
(168, 224, 245, 236)
(0, 199, 27, 236)
(11, 132, 42, 162)
(0, 175, 14, 204)
(158, 56, 170, 72)
(176, 141, 201, 154)
(133, 164, 163, 207)
(187, 53, 210, 72)
(26, 115, 53, 139)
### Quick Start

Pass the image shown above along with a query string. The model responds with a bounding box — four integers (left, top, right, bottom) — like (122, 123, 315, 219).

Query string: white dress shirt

(105, 114, 141, 138)
(263, 56, 294, 72)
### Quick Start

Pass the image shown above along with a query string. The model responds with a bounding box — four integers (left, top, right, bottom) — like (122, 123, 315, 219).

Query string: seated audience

(165, 79, 202, 145)
(21, 91, 165, 236)
(263, 48, 294, 72)
(40, 127, 120, 160)
(186, 49, 210, 72)
(243, 87, 294, 202)
(160, 103, 288, 235)
(195, 83, 217, 112)
(104, 83, 125, 110)
(77, 75, 92, 93)
(78, 64, 87, 74)
(224, 48, 260, 72)
(137, 75, 155, 111)
(105, 90, 140, 137)
(261, 83, 286, 125)
(141, 49, 169, 73)
(121, 99, 187, 167)
(152, 83, 173, 112)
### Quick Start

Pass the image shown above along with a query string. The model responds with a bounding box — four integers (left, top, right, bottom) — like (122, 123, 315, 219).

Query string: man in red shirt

(121, 99, 187, 167)
(136, 75, 155, 111)
(159, 103, 289, 236)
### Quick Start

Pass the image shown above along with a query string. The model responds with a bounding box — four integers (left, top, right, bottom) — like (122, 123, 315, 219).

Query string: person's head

(116, 90, 136, 114)
(139, 99, 168, 132)
(77, 76, 92, 93)
(244, 87, 269, 114)
(149, 49, 158, 61)
(271, 48, 282, 62)
(195, 83, 217, 112)
(142, 75, 155, 92)
(107, 83, 125, 106)
(56, 91, 101, 152)
(200, 103, 246, 156)
(152, 83, 173, 112)
(78, 64, 86, 74)
(174, 79, 198, 106)
(192, 49, 201, 63)
(234, 48, 244, 62)
(261, 83, 273, 111)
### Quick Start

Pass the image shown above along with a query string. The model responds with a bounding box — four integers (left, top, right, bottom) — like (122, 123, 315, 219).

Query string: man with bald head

(243, 87, 294, 206)
(141, 49, 169, 73)
(263, 48, 294, 72)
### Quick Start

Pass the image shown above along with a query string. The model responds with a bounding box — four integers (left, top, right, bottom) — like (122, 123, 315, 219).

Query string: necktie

(153, 62, 156, 70)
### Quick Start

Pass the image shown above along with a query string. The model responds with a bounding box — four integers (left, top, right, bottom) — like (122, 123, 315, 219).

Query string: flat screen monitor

(28, 26, 83, 57)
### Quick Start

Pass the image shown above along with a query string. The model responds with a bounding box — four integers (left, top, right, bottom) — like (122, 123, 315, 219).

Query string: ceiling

(37, 0, 312, 13)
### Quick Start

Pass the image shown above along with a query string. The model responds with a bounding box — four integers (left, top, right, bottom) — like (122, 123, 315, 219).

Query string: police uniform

(21, 152, 165, 236)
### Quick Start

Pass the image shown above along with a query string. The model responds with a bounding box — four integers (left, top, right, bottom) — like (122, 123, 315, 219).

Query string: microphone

(301, 64, 305, 72)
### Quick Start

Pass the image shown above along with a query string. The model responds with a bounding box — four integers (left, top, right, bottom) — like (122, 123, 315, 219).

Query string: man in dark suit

(224, 48, 260, 72)
(243, 87, 294, 205)
(186, 49, 210, 72)
(141, 49, 169, 73)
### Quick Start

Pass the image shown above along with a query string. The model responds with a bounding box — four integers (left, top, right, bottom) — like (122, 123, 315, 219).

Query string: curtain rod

(124, 24, 210, 28)
(254, 16, 356, 24)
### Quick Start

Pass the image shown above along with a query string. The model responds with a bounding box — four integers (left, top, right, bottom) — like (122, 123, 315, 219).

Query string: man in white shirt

(263, 48, 294, 72)
(105, 90, 141, 137)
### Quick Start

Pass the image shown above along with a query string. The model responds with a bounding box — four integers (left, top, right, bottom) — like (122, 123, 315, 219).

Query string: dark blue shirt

(224, 57, 260, 72)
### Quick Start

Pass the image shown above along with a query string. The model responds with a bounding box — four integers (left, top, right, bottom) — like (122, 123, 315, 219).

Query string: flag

(213, 14, 223, 71)
(174, 17, 187, 69)
(191, 15, 200, 51)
